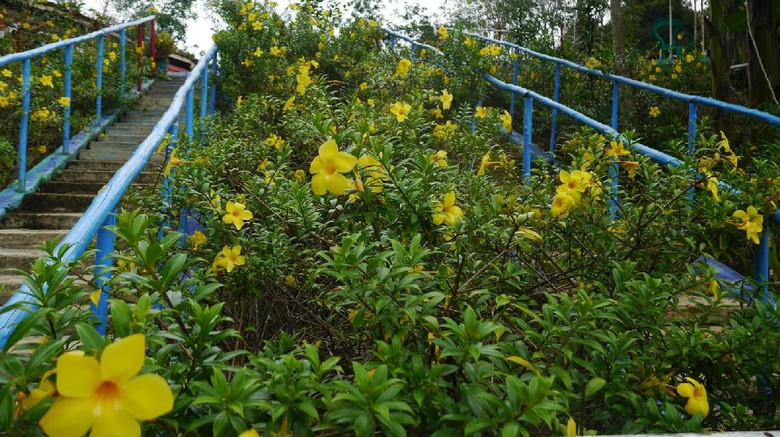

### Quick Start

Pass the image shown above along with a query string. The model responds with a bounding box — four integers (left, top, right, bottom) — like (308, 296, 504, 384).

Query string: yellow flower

(309, 139, 357, 196)
(618, 161, 639, 179)
(567, 417, 576, 437)
(52, 70, 62, 78)
(283, 96, 296, 112)
(389, 101, 412, 122)
(439, 89, 453, 110)
(605, 141, 630, 158)
(1, 69, 11, 78)
(252, 20, 263, 30)
(475, 106, 489, 118)
(296, 68, 312, 95)
(559, 170, 590, 199)
(649, 106, 661, 118)
(499, 110, 512, 133)
(22, 369, 56, 410)
(432, 191, 464, 226)
(705, 174, 720, 202)
(477, 152, 496, 176)
(187, 230, 207, 249)
(359, 82, 368, 91)
(732, 206, 763, 244)
(58, 96, 70, 106)
(430, 150, 447, 167)
(0, 96, 8, 108)
(236, 96, 243, 109)
(437, 26, 448, 40)
(216, 245, 246, 272)
(356, 154, 387, 193)
(395, 58, 412, 77)
(39, 335, 173, 437)
(265, 134, 285, 149)
(253, 47, 263, 57)
(649, 74, 656, 81)
(242, 58, 254, 67)
(293, 169, 306, 181)
(686, 54, 695, 63)
(551, 191, 575, 218)
(39, 75, 54, 88)
(676, 377, 709, 418)
(222, 201, 253, 230)
(429, 108, 443, 119)
(37, 146, 47, 154)
(239, 428, 261, 437)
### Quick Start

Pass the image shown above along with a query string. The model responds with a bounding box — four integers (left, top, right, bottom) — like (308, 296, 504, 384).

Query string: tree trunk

(747, 0, 780, 107)
(611, 0, 625, 64)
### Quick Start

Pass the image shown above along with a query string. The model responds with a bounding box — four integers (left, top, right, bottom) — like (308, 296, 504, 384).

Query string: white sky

(81, 0, 446, 56)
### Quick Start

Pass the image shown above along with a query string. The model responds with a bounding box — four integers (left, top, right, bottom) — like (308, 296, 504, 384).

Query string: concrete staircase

(0, 76, 187, 305)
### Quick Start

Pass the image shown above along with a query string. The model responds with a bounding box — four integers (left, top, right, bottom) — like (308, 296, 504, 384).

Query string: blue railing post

(522, 96, 533, 183)
(390, 35, 396, 50)
(410, 43, 417, 62)
(93, 211, 117, 335)
(17, 59, 31, 192)
(687, 103, 698, 155)
(509, 49, 519, 119)
(119, 29, 127, 100)
(209, 55, 217, 115)
(95, 34, 104, 124)
(162, 123, 178, 235)
(200, 65, 209, 118)
(185, 87, 194, 140)
(549, 62, 561, 154)
(62, 44, 73, 155)
(610, 81, 620, 130)
(753, 231, 770, 303)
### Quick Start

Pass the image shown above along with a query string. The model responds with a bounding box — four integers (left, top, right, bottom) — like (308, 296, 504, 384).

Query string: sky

(81, 0, 446, 56)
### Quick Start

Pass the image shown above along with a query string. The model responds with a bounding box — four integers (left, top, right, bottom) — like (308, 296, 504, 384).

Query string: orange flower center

(323, 163, 336, 175)
(95, 381, 120, 413)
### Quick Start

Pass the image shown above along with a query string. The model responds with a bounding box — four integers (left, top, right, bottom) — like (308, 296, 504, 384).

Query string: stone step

(38, 181, 106, 194)
(0, 213, 82, 230)
(110, 121, 159, 131)
(50, 170, 158, 185)
(78, 149, 166, 163)
(64, 160, 162, 173)
(0, 229, 67, 248)
(89, 141, 142, 150)
(20, 193, 94, 213)
(93, 133, 150, 144)
(0, 248, 47, 271)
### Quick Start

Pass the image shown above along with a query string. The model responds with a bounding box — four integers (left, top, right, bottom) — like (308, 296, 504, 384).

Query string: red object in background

(136, 24, 143, 91)
(150, 19, 156, 64)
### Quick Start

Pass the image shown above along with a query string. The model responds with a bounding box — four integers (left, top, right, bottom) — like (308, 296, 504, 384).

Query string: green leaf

(110, 300, 133, 338)
(584, 377, 606, 398)
(75, 323, 105, 353)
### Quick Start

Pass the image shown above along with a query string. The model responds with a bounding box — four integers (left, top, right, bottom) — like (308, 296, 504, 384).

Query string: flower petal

(311, 173, 328, 195)
(327, 173, 352, 195)
(101, 334, 145, 384)
(121, 374, 174, 420)
(91, 410, 141, 437)
(676, 382, 694, 398)
(39, 397, 97, 437)
(685, 397, 709, 417)
(56, 352, 101, 398)
(333, 152, 358, 173)
(309, 156, 325, 174)
(319, 139, 338, 156)
(443, 191, 456, 208)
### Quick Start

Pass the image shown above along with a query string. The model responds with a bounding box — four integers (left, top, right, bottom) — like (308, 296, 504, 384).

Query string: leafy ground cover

(1, 0, 778, 436)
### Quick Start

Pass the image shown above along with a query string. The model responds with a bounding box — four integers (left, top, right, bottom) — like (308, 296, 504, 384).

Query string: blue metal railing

(0, 16, 157, 196)
(381, 28, 778, 298)
(0, 44, 219, 349)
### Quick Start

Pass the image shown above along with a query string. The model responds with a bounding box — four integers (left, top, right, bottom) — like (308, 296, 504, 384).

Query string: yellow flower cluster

(389, 101, 412, 122)
(295, 60, 317, 95)
(31, 107, 53, 122)
(433, 121, 457, 139)
(437, 26, 448, 40)
(550, 170, 601, 218)
(498, 110, 512, 133)
(265, 134, 285, 149)
(477, 151, 514, 176)
(213, 245, 246, 272)
(395, 58, 412, 77)
(479, 45, 501, 57)
(732, 206, 763, 244)
(439, 89, 453, 110)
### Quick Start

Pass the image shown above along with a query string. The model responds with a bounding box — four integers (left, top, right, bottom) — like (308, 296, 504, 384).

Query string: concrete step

(110, 121, 158, 131)
(0, 248, 47, 271)
(0, 229, 67, 248)
(20, 193, 94, 213)
(54, 169, 158, 184)
(38, 181, 106, 194)
(78, 149, 165, 163)
(64, 160, 162, 173)
(89, 141, 142, 150)
(0, 213, 82, 230)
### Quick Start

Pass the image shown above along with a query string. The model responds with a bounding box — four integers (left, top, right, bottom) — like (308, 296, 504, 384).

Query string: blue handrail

(381, 28, 777, 298)
(0, 16, 157, 197)
(0, 44, 219, 349)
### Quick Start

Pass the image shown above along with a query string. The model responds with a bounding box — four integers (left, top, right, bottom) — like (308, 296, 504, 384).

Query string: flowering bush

(0, 1, 778, 436)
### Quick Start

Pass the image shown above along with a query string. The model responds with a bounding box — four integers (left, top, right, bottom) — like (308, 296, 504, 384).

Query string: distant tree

(92, 0, 198, 42)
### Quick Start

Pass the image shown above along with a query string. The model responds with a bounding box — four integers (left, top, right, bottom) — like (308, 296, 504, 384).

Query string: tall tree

(611, 0, 625, 65)
(746, 0, 780, 107)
